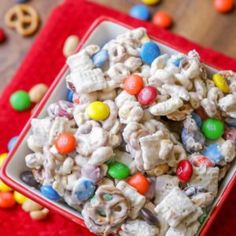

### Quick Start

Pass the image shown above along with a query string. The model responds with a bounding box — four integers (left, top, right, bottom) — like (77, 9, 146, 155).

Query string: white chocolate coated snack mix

(24, 28, 236, 236)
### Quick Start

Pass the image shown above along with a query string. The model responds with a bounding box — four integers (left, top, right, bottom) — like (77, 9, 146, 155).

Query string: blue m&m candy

(191, 112, 202, 128)
(8, 136, 18, 151)
(140, 41, 161, 65)
(40, 185, 61, 201)
(73, 178, 96, 201)
(92, 49, 109, 67)
(202, 143, 224, 164)
(129, 4, 151, 21)
(66, 89, 74, 103)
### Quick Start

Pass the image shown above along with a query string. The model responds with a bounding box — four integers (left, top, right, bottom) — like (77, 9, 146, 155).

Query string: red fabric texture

(0, 0, 235, 235)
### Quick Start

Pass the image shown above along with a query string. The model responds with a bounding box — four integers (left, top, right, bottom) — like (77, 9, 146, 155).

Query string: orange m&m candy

(55, 132, 76, 154)
(127, 172, 150, 194)
(124, 75, 144, 95)
(153, 11, 173, 29)
(214, 0, 234, 13)
(0, 192, 16, 208)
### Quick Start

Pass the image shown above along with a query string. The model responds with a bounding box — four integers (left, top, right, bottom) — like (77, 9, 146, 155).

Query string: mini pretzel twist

(5, 4, 40, 36)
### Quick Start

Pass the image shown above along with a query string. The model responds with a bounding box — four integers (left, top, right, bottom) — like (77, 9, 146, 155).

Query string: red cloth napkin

(0, 0, 235, 235)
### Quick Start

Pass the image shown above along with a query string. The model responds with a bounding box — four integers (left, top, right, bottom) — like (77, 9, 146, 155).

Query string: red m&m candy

(0, 192, 16, 208)
(138, 86, 157, 106)
(153, 11, 173, 29)
(124, 75, 144, 95)
(176, 160, 193, 183)
(55, 132, 76, 154)
(127, 172, 149, 195)
(191, 155, 215, 168)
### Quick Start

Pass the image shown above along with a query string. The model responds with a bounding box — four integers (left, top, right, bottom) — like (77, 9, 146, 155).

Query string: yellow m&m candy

(0, 153, 8, 168)
(13, 191, 28, 205)
(142, 0, 161, 5)
(213, 74, 230, 93)
(86, 101, 110, 121)
(0, 180, 12, 192)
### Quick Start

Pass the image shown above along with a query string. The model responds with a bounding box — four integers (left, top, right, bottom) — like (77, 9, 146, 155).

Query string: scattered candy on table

(129, 4, 151, 21)
(0, 180, 12, 192)
(212, 73, 230, 93)
(142, 0, 161, 5)
(214, 0, 234, 13)
(40, 185, 61, 201)
(0, 153, 8, 168)
(124, 74, 144, 95)
(22, 199, 49, 220)
(201, 118, 224, 140)
(140, 41, 161, 64)
(8, 136, 18, 151)
(0, 192, 15, 208)
(10, 90, 31, 111)
(108, 161, 130, 180)
(152, 11, 173, 29)
(5, 4, 40, 37)
(63, 35, 80, 58)
(176, 160, 193, 183)
(0, 27, 6, 44)
(138, 86, 158, 106)
(29, 83, 48, 103)
(55, 132, 76, 154)
(127, 173, 150, 194)
(13, 191, 28, 205)
(86, 101, 110, 121)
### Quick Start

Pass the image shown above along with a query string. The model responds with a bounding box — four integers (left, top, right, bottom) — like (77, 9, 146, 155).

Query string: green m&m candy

(108, 161, 130, 180)
(10, 90, 31, 111)
(201, 118, 224, 140)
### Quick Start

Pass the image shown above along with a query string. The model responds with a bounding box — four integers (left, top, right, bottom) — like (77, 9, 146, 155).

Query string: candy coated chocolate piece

(191, 112, 202, 128)
(0, 180, 12, 192)
(176, 160, 193, 183)
(10, 90, 31, 111)
(124, 74, 144, 95)
(8, 136, 18, 151)
(73, 178, 96, 201)
(140, 41, 161, 65)
(92, 49, 109, 67)
(108, 161, 130, 180)
(20, 171, 39, 188)
(191, 155, 215, 168)
(202, 143, 224, 164)
(0, 192, 15, 208)
(142, 0, 160, 5)
(55, 132, 76, 154)
(212, 73, 230, 93)
(201, 118, 224, 140)
(66, 89, 74, 102)
(86, 101, 110, 121)
(225, 118, 236, 127)
(40, 185, 61, 201)
(0, 153, 8, 168)
(13, 191, 28, 205)
(29, 83, 48, 103)
(139, 208, 159, 225)
(0, 28, 6, 43)
(224, 127, 236, 145)
(127, 173, 149, 194)
(129, 4, 151, 21)
(138, 86, 158, 106)
(152, 11, 173, 29)
(214, 0, 234, 13)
